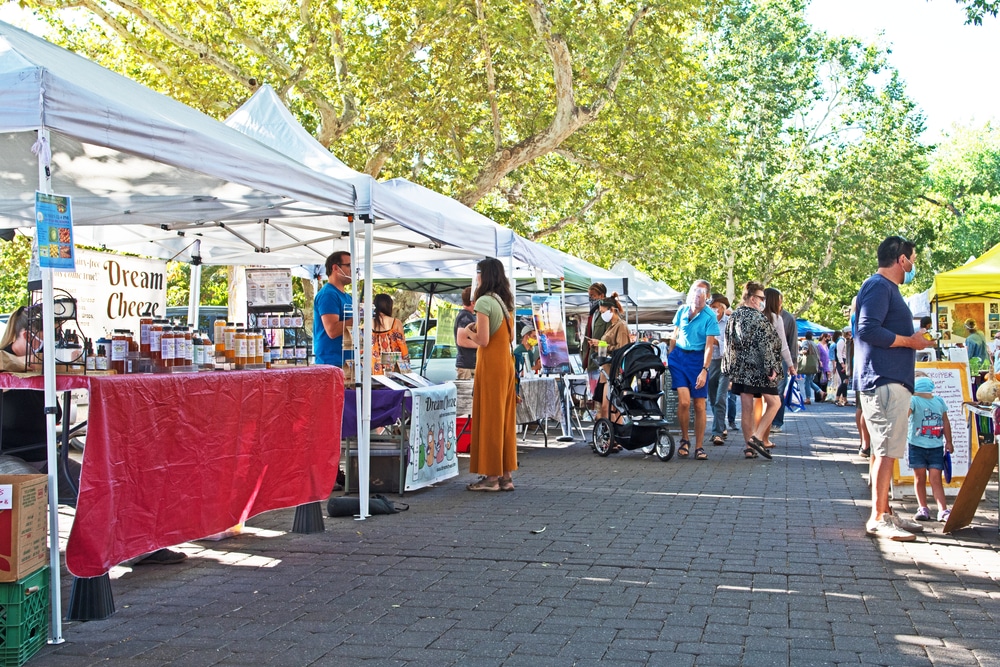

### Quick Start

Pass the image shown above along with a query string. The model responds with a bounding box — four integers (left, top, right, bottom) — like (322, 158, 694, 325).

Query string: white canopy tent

(0, 19, 533, 639)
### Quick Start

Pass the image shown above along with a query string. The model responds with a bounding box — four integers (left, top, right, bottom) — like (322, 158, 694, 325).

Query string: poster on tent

(893, 362, 975, 488)
(54, 248, 167, 340)
(34, 192, 75, 271)
(405, 383, 459, 491)
(436, 304, 457, 346)
(531, 294, 570, 371)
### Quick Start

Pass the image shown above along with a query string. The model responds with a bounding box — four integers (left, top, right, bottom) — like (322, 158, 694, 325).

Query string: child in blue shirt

(908, 376, 953, 523)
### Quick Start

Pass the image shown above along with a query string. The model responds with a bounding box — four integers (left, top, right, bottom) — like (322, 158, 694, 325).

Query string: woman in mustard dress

(462, 258, 518, 492)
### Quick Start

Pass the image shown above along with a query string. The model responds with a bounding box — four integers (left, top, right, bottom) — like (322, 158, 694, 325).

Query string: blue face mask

(903, 259, 916, 285)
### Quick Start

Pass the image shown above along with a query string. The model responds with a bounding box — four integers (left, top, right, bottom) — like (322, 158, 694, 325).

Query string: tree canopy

(2, 0, 997, 328)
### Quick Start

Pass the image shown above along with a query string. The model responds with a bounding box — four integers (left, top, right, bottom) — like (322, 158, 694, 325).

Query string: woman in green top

(461, 258, 518, 492)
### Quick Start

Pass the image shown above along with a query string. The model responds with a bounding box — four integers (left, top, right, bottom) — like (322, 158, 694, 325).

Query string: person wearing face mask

(667, 279, 720, 460)
(962, 318, 989, 366)
(855, 236, 934, 542)
(313, 251, 354, 367)
(587, 297, 630, 422)
(721, 281, 782, 460)
(581, 283, 609, 376)
(513, 327, 542, 376)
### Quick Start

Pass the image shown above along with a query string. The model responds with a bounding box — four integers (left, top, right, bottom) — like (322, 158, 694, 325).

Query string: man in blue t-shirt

(667, 279, 720, 460)
(856, 236, 933, 542)
(313, 251, 353, 367)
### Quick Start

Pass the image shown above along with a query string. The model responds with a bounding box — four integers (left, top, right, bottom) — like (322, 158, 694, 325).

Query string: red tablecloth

(1, 367, 343, 577)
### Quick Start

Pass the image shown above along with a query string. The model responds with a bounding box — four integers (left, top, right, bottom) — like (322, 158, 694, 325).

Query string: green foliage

(165, 262, 230, 306)
(5, 0, 997, 333)
(0, 234, 33, 313)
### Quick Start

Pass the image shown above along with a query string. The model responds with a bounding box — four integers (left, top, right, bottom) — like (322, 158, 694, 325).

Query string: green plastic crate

(0, 567, 48, 667)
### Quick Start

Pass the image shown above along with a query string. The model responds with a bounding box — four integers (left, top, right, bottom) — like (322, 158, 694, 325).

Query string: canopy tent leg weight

(67, 574, 115, 622)
(291, 502, 326, 534)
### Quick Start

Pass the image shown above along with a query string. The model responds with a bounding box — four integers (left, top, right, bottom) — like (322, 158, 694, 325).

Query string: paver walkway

(32, 401, 1000, 666)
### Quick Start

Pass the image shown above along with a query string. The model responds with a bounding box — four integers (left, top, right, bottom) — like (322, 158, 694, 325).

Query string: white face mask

(600, 310, 613, 323)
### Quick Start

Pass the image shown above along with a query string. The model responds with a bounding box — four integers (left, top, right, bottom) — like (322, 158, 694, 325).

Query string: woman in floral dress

(722, 281, 782, 460)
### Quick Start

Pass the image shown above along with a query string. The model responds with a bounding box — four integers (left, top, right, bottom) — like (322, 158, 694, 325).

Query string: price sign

(0, 485, 13, 510)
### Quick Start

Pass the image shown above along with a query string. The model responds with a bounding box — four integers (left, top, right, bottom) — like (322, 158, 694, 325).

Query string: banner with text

(405, 382, 459, 491)
(54, 248, 167, 341)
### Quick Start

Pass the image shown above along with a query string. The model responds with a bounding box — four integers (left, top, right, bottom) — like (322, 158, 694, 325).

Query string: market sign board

(54, 248, 167, 341)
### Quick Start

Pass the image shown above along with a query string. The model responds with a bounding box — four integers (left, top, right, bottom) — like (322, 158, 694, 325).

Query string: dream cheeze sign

(54, 248, 167, 340)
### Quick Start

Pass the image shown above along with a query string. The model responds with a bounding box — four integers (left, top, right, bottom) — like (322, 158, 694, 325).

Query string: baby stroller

(592, 342, 674, 461)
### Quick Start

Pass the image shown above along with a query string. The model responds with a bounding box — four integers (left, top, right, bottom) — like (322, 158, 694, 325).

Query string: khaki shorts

(859, 383, 911, 459)
(456, 368, 475, 380)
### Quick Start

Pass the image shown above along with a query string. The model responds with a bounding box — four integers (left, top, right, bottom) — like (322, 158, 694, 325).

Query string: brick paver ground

(31, 400, 1000, 666)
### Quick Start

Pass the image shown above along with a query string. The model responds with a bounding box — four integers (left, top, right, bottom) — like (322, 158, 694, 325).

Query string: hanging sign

(405, 383, 459, 491)
(54, 248, 166, 340)
(246, 268, 294, 309)
(34, 192, 75, 271)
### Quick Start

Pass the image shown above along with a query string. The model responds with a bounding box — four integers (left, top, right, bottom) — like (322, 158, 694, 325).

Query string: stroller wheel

(655, 427, 675, 461)
(593, 419, 614, 457)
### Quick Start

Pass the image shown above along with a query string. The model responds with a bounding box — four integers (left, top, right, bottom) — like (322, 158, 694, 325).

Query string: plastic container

(0, 566, 49, 667)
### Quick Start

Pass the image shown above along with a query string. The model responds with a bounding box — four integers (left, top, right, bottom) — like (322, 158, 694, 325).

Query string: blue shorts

(908, 444, 944, 471)
(668, 347, 709, 399)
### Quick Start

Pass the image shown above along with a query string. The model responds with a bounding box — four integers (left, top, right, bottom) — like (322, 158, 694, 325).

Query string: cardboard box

(0, 475, 48, 583)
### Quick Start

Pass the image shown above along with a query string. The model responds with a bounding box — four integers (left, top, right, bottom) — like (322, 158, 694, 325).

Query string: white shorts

(859, 383, 911, 459)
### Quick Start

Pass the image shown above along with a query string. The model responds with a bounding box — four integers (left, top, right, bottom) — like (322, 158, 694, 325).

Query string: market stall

(0, 19, 543, 638)
(929, 242, 1000, 346)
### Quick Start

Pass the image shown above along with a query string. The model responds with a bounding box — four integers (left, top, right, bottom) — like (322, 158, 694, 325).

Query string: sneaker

(913, 506, 931, 521)
(937, 509, 951, 522)
(728, 423, 738, 430)
(865, 517, 916, 542)
(888, 510, 924, 533)
(858, 446, 871, 458)
(771, 425, 782, 433)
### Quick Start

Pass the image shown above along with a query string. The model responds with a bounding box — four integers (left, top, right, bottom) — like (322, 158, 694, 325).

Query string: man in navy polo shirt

(668, 279, 719, 460)
(856, 236, 934, 542)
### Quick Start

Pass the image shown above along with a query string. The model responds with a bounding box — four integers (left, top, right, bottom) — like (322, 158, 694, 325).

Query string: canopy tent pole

(34, 128, 64, 643)
(419, 285, 435, 377)
(557, 277, 576, 442)
(187, 240, 202, 330)
(359, 215, 375, 520)
(347, 215, 369, 519)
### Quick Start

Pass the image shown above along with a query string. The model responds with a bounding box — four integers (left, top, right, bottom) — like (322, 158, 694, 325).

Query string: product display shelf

(248, 306, 311, 366)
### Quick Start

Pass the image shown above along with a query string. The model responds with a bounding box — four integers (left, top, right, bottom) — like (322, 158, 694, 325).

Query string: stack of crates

(0, 566, 48, 666)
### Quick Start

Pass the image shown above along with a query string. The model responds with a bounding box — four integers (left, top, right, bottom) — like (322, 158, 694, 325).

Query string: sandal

(743, 445, 758, 459)
(694, 447, 708, 460)
(712, 435, 725, 446)
(499, 476, 515, 492)
(747, 436, 772, 460)
(467, 477, 501, 492)
(763, 440, 775, 449)
(678, 440, 690, 457)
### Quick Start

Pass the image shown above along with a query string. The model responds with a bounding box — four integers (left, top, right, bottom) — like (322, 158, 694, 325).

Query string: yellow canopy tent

(930, 242, 1000, 302)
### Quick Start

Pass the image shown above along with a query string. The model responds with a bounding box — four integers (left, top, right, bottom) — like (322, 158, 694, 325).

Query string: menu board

(246, 268, 293, 309)
(894, 361, 976, 487)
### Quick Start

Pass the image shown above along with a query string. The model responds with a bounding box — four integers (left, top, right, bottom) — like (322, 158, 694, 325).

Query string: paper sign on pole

(34, 192, 75, 271)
